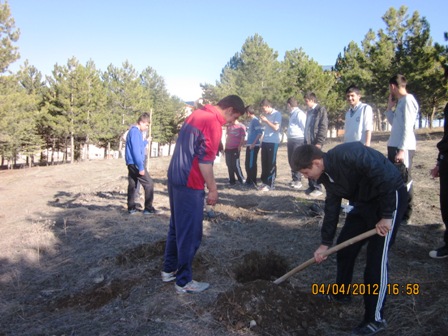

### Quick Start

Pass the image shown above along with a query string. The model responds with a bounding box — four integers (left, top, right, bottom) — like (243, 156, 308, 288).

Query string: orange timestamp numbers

(311, 283, 420, 295)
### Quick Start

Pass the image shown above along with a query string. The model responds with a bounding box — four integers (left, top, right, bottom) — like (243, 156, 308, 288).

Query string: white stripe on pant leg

(375, 190, 398, 321)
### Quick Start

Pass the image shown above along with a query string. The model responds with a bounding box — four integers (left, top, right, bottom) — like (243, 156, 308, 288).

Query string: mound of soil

(214, 279, 333, 335)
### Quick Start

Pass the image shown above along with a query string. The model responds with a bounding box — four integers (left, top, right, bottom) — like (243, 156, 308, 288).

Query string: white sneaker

(309, 190, 323, 197)
(258, 184, 267, 190)
(259, 185, 270, 192)
(341, 205, 354, 213)
(175, 280, 209, 294)
(161, 271, 176, 282)
(291, 181, 302, 189)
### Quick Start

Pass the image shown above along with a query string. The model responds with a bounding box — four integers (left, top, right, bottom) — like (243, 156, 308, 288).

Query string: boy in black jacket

(429, 102, 448, 258)
(293, 143, 407, 336)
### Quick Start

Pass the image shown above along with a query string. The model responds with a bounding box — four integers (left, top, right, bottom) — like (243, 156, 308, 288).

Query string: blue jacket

(125, 126, 148, 171)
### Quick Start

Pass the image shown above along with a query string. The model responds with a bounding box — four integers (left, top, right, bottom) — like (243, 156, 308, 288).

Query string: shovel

(273, 228, 377, 285)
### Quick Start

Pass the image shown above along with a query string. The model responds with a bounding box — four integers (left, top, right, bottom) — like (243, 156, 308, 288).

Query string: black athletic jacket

(437, 103, 448, 163)
(317, 142, 404, 246)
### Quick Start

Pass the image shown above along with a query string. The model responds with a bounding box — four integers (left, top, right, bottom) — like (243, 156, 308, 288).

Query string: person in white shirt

(386, 74, 419, 224)
(259, 99, 282, 192)
(286, 97, 307, 189)
(344, 85, 373, 146)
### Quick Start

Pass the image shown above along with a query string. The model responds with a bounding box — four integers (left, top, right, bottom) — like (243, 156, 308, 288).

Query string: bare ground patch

(0, 130, 447, 335)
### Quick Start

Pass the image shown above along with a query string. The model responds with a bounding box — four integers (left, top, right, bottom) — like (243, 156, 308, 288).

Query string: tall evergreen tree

(141, 67, 171, 145)
(102, 61, 151, 156)
(213, 34, 280, 107)
(44, 58, 108, 162)
(282, 48, 338, 126)
(0, 1, 19, 74)
(0, 75, 43, 168)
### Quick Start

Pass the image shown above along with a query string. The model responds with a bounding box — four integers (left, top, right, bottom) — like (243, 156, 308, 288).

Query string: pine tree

(214, 34, 280, 106)
(0, 1, 19, 74)
(101, 61, 151, 157)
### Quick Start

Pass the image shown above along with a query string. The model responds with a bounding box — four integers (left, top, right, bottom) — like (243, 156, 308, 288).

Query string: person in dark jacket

(293, 143, 407, 336)
(429, 102, 448, 258)
(303, 92, 328, 197)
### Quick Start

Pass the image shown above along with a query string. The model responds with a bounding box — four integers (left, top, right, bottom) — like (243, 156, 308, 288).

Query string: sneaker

(291, 181, 303, 189)
(341, 204, 354, 213)
(429, 245, 448, 259)
(258, 184, 270, 192)
(305, 187, 314, 195)
(161, 271, 176, 282)
(309, 189, 323, 197)
(143, 207, 164, 215)
(206, 209, 217, 218)
(260, 185, 275, 192)
(309, 203, 324, 217)
(351, 319, 387, 335)
(128, 209, 138, 215)
(175, 280, 209, 294)
(324, 293, 352, 305)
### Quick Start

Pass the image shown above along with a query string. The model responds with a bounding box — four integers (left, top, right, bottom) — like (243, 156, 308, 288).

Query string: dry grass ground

(0, 129, 447, 335)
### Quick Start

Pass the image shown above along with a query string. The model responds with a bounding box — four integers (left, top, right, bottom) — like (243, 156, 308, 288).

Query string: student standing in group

(344, 85, 373, 146)
(245, 105, 263, 188)
(429, 102, 448, 258)
(225, 119, 246, 185)
(286, 97, 307, 189)
(303, 92, 328, 197)
(162, 95, 245, 294)
(258, 99, 282, 192)
(293, 143, 407, 335)
(125, 113, 162, 215)
(342, 85, 375, 212)
(386, 74, 419, 224)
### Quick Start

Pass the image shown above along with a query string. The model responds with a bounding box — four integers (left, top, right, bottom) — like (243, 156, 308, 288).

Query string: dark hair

(260, 98, 272, 107)
(292, 144, 324, 170)
(245, 105, 255, 115)
(137, 112, 151, 123)
(345, 85, 361, 95)
(287, 97, 298, 107)
(389, 74, 407, 88)
(217, 95, 246, 115)
(304, 92, 317, 102)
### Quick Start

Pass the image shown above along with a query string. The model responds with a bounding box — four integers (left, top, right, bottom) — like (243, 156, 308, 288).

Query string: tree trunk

(70, 133, 75, 163)
(376, 108, 382, 132)
(118, 137, 124, 159)
(146, 109, 153, 171)
(85, 135, 90, 160)
(429, 105, 436, 129)
(51, 140, 55, 164)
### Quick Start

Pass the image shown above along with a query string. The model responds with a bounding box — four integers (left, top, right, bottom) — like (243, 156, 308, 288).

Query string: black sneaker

(324, 293, 352, 305)
(305, 187, 314, 195)
(352, 320, 386, 335)
(143, 207, 164, 215)
(429, 245, 448, 259)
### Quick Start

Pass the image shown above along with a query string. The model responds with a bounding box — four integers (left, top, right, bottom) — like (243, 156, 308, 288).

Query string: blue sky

(7, 0, 447, 101)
